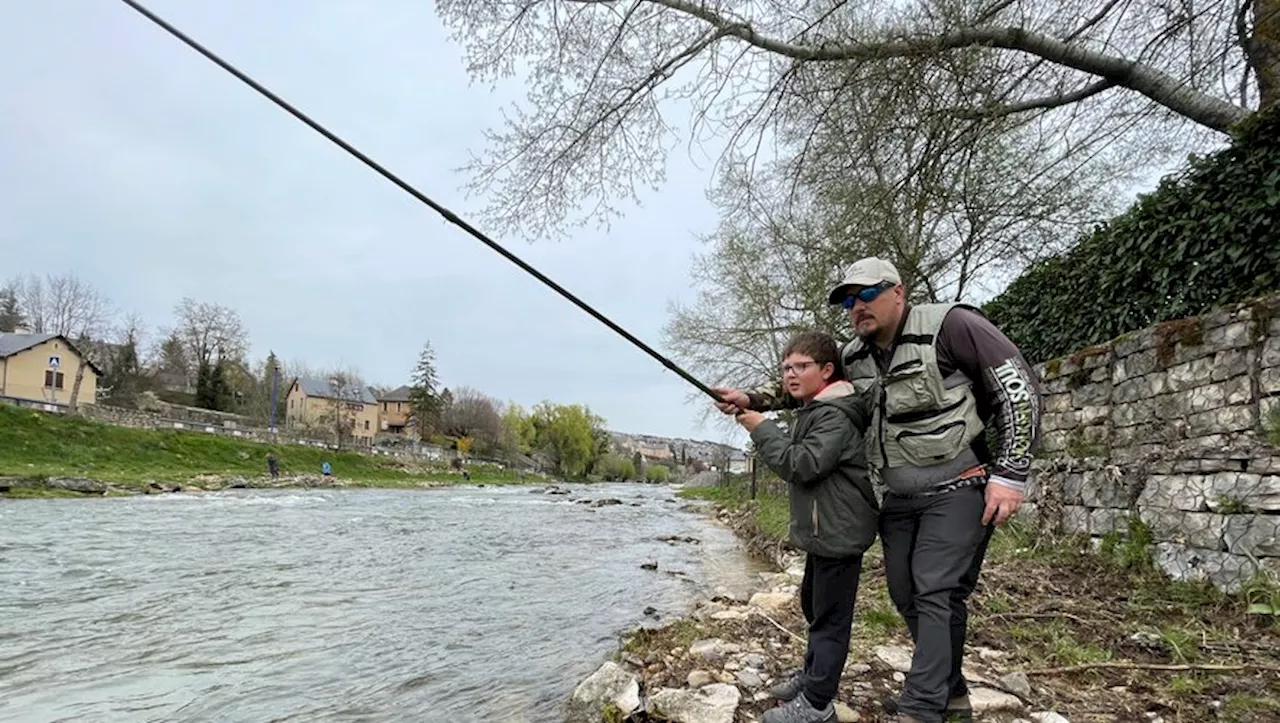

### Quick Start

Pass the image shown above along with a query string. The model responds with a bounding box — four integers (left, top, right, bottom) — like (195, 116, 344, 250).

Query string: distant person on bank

(731, 330, 879, 723)
(716, 257, 1043, 723)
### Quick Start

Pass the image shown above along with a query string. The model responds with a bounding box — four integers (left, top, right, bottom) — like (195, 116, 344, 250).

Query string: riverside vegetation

(567, 479, 1280, 723)
(0, 404, 531, 497)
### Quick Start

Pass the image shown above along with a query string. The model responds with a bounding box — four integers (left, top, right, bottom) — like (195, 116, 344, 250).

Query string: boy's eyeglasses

(780, 361, 819, 376)
(841, 281, 895, 309)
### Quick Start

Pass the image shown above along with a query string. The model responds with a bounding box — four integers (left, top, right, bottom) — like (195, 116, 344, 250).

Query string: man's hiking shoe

(767, 673, 805, 701)
(762, 694, 835, 723)
(881, 696, 971, 722)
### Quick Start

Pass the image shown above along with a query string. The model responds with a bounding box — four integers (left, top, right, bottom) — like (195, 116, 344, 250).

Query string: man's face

(844, 283, 903, 339)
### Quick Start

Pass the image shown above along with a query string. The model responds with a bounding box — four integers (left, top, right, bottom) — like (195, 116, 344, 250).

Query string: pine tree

(408, 342, 443, 438)
(0, 287, 22, 332)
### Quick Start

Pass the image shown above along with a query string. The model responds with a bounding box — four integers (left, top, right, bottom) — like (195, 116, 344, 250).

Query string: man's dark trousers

(798, 552, 863, 709)
(879, 485, 994, 723)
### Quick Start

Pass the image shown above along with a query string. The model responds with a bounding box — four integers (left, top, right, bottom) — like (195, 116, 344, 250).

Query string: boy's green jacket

(749, 380, 879, 558)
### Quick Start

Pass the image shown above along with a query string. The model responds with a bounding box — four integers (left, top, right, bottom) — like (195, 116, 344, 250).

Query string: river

(0, 482, 767, 722)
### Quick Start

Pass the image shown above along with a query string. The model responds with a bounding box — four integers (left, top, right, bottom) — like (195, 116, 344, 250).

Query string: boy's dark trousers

(798, 552, 863, 709)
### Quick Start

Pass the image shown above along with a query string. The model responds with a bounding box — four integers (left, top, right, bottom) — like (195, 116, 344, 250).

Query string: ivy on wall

(984, 108, 1280, 363)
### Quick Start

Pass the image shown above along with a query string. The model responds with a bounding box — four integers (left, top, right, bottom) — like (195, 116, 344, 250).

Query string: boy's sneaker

(762, 694, 835, 723)
(767, 673, 805, 701)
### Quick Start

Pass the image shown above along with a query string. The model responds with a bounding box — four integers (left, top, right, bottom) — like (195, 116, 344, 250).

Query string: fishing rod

(115, 0, 726, 405)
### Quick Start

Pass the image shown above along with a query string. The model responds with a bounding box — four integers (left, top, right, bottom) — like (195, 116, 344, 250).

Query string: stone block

(1081, 469, 1138, 507)
(1224, 375, 1254, 406)
(1223, 515, 1280, 557)
(1082, 424, 1111, 447)
(1079, 405, 1111, 426)
(1188, 405, 1257, 437)
(1248, 457, 1280, 475)
(1111, 400, 1154, 428)
(1061, 473, 1084, 505)
(1138, 475, 1209, 511)
(1138, 508, 1226, 551)
(1063, 505, 1090, 535)
(1212, 349, 1255, 381)
(1262, 368, 1280, 395)
(1262, 396, 1280, 426)
(1154, 543, 1261, 593)
(1114, 349, 1160, 384)
(1040, 430, 1068, 454)
(1167, 357, 1216, 391)
(1202, 321, 1253, 351)
(1042, 411, 1079, 433)
(1045, 393, 1073, 413)
(1072, 382, 1112, 407)
(1184, 384, 1228, 413)
(1261, 335, 1280, 368)
(1109, 443, 1165, 465)
(1203, 473, 1280, 513)
(1113, 329, 1157, 358)
(1090, 507, 1131, 535)
(1043, 377, 1072, 395)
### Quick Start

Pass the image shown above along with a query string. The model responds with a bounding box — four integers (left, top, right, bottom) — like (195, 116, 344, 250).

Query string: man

(715, 257, 1042, 723)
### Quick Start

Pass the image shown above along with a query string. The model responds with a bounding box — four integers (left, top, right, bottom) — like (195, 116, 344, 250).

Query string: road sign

(48, 356, 60, 369)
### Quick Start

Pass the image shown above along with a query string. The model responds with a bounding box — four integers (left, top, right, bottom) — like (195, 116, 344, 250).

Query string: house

(0, 332, 103, 406)
(284, 376, 380, 442)
(377, 385, 413, 435)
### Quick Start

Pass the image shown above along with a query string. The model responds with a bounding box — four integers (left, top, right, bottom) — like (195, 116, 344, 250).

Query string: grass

(678, 482, 790, 540)
(0, 403, 528, 490)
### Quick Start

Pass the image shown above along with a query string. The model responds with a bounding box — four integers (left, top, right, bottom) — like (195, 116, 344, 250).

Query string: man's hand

(982, 481, 1024, 526)
(734, 410, 766, 433)
(713, 387, 750, 415)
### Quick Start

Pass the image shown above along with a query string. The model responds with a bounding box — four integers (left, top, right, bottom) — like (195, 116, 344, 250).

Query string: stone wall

(1023, 293, 1280, 592)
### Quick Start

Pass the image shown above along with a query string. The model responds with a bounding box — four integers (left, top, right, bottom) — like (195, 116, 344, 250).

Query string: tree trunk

(68, 363, 86, 414)
(1257, 0, 1280, 109)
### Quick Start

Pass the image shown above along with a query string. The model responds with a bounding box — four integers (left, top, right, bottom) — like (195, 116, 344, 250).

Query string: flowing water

(0, 483, 768, 722)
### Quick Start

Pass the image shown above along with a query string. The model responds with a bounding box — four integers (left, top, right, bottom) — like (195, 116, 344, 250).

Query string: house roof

(294, 376, 377, 404)
(378, 384, 413, 402)
(0, 333, 105, 375)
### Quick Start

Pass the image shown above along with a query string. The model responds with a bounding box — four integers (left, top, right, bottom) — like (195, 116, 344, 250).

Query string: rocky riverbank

(567, 500, 1280, 723)
(0, 472, 479, 498)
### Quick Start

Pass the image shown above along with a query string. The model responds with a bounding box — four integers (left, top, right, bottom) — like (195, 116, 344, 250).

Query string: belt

(889, 466, 988, 499)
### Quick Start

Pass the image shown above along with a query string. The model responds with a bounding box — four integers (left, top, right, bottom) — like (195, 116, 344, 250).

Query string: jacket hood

(811, 380, 868, 427)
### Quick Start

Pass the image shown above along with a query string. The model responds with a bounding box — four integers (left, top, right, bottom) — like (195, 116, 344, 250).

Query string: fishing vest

(842, 303, 987, 494)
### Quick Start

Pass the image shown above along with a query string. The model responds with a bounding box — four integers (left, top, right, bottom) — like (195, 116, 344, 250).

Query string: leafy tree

(500, 401, 538, 455)
(438, 0, 1274, 241)
(531, 401, 606, 477)
(645, 465, 670, 484)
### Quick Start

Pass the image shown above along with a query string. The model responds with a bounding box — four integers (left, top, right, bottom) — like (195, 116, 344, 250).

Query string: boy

(733, 330, 879, 723)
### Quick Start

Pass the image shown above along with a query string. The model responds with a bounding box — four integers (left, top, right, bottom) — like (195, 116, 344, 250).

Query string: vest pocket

(895, 420, 968, 466)
(883, 363, 941, 415)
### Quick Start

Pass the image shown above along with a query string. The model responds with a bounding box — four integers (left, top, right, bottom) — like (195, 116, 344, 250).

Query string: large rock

(689, 638, 731, 662)
(649, 683, 741, 723)
(45, 477, 107, 494)
(969, 687, 1024, 713)
(748, 592, 793, 614)
(998, 671, 1033, 699)
(1029, 712, 1071, 723)
(566, 662, 640, 722)
(873, 644, 913, 673)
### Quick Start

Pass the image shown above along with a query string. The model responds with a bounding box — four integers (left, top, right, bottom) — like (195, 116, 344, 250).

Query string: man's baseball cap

(827, 257, 902, 305)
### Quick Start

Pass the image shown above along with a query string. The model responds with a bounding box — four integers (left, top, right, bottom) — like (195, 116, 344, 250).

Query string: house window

(44, 371, 65, 389)
(364, 419, 370, 431)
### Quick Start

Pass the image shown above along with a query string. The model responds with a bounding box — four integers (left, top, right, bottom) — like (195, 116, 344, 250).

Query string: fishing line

(115, 0, 725, 404)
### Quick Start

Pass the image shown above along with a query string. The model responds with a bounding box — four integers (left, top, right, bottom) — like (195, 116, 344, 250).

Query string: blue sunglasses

(841, 282, 895, 309)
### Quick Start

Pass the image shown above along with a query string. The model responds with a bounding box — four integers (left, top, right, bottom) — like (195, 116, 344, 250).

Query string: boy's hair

(782, 330, 844, 380)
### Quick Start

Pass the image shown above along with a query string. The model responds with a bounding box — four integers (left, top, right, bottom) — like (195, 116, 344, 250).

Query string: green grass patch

(0, 404, 525, 488)
(678, 483, 790, 541)
(1008, 619, 1113, 666)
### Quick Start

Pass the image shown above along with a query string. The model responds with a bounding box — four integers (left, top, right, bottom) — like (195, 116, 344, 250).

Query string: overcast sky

(0, 0, 758, 444)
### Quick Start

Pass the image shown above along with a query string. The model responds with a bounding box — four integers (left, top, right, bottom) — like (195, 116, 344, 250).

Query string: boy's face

(781, 353, 834, 402)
